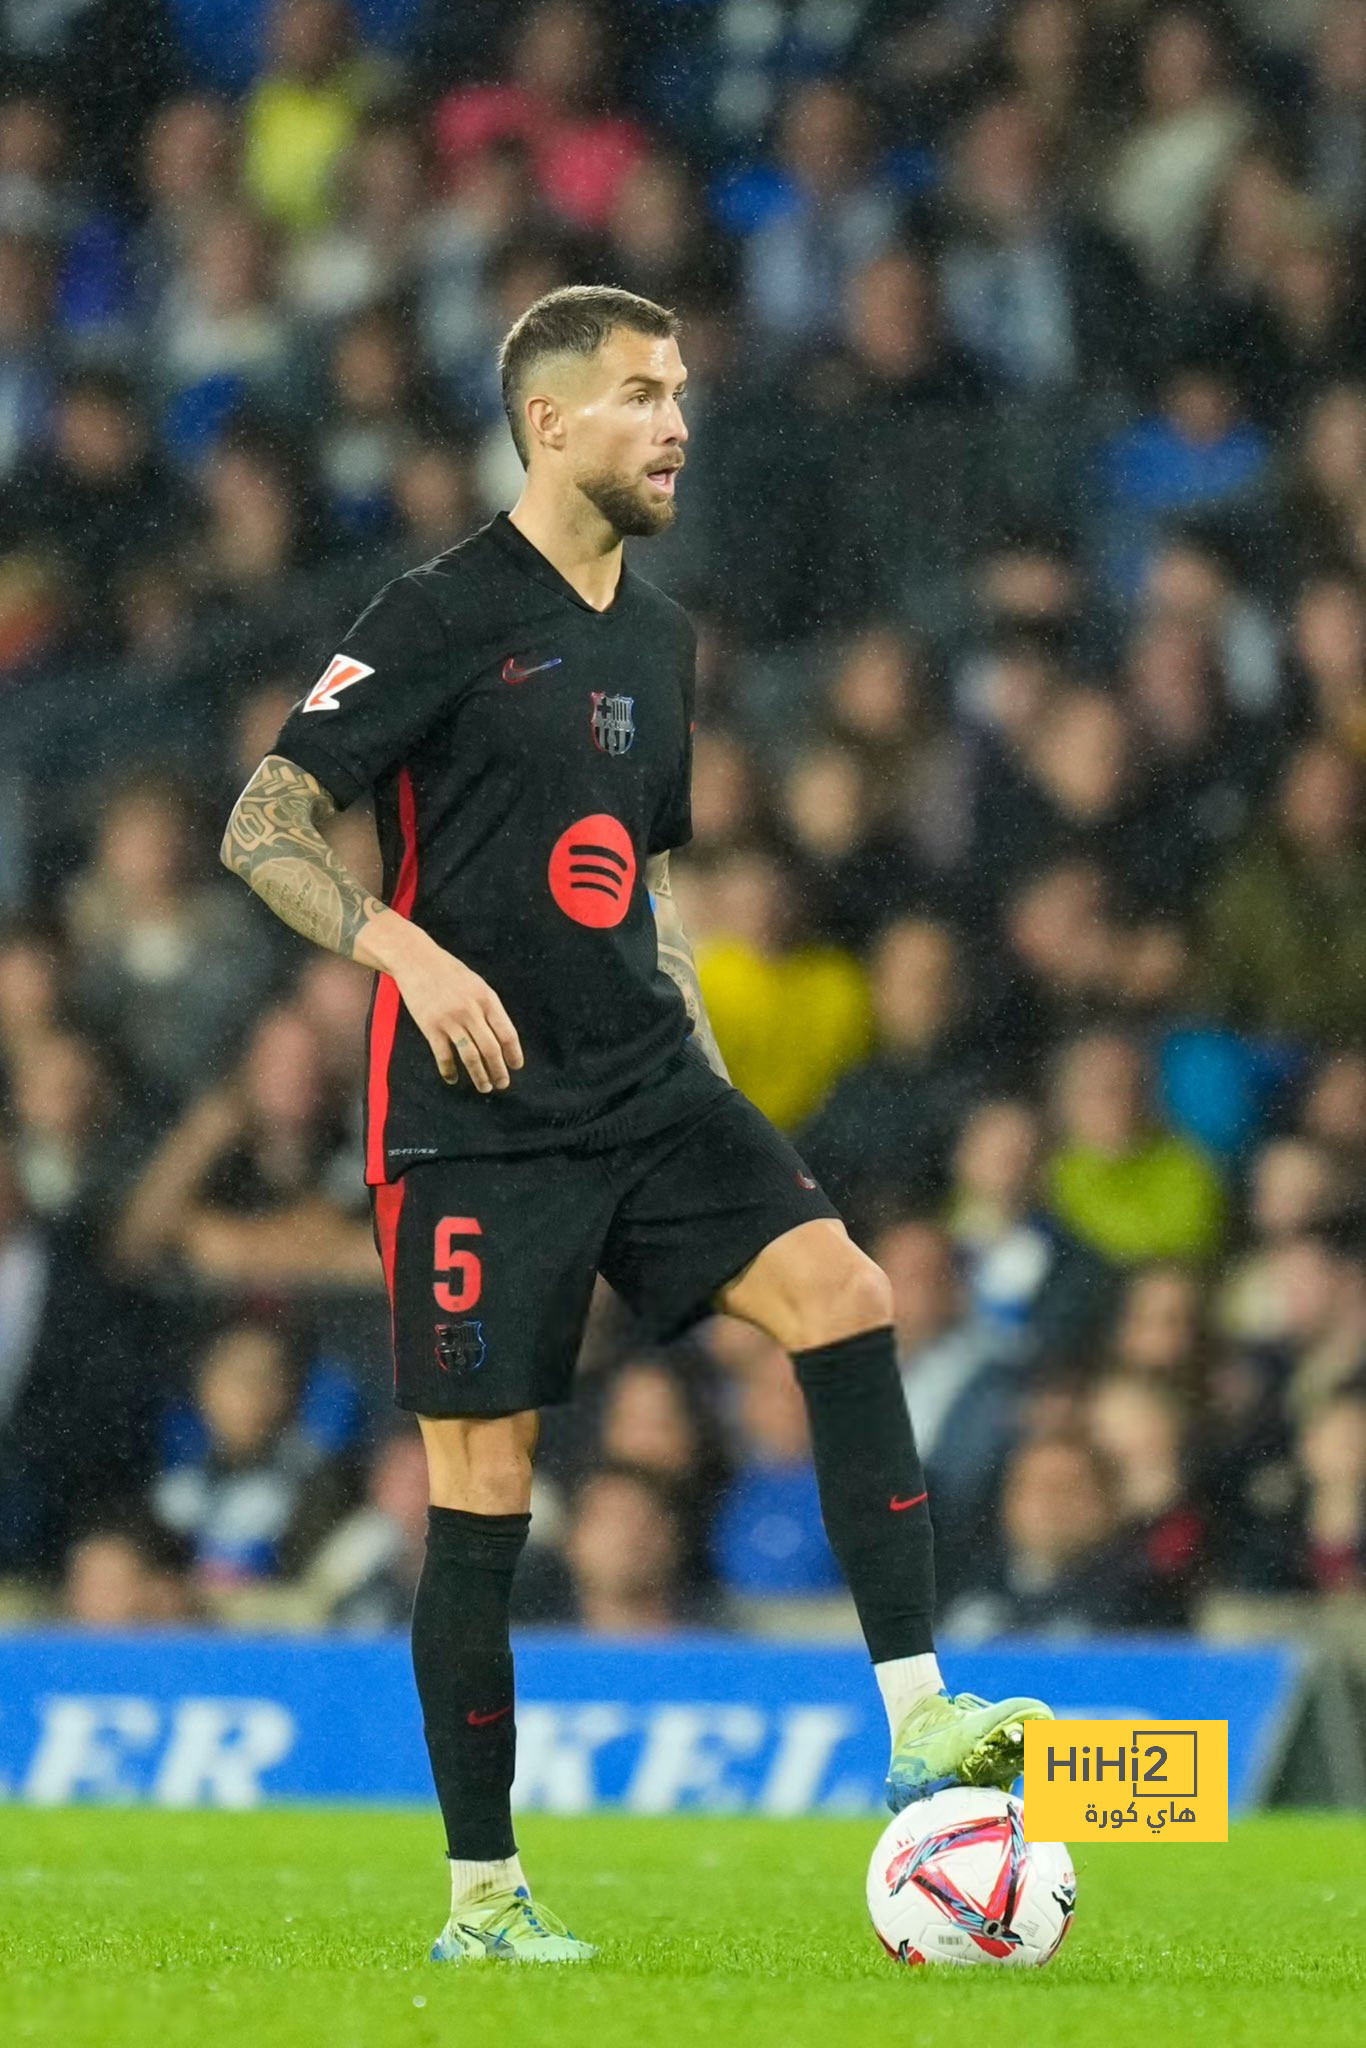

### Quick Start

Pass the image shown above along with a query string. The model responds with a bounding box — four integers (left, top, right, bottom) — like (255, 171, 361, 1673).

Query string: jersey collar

(487, 511, 631, 617)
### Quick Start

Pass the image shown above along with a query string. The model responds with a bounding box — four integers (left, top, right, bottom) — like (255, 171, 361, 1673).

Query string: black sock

(792, 1326, 937, 1663)
(411, 1504, 529, 1862)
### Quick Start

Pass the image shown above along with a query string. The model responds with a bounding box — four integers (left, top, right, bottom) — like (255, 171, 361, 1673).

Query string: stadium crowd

(3, 0, 1366, 1639)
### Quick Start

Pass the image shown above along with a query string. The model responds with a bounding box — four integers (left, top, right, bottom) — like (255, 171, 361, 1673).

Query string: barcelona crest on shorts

(435, 1320, 486, 1374)
(590, 691, 636, 756)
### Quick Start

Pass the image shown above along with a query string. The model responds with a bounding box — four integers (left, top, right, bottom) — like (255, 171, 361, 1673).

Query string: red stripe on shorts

(372, 1175, 407, 1387)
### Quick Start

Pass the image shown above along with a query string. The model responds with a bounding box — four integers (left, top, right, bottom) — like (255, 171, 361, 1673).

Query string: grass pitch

(1, 1810, 1362, 2048)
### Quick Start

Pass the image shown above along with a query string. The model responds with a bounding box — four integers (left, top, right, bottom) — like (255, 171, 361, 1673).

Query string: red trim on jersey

(366, 766, 420, 1184)
(372, 1176, 407, 1388)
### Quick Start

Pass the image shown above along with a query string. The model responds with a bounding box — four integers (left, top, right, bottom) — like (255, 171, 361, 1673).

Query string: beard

(577, 463, 677, 539)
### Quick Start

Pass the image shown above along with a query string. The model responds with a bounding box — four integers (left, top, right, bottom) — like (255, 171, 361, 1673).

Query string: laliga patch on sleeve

(302, 655, 374, 712)
(1023, 1720, 1228, 1842)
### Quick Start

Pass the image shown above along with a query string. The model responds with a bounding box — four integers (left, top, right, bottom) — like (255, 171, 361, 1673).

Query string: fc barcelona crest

(590, 691, 636, 756)
(435, 1320, 486, 1374)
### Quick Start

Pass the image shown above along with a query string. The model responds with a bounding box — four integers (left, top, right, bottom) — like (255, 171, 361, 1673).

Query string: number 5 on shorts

(434, 1216, 483, 1312)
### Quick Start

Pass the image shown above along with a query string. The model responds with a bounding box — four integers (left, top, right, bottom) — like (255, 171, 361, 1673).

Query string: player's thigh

(372, 1152, 612, 1420)
(597, 1090, 843, 1345)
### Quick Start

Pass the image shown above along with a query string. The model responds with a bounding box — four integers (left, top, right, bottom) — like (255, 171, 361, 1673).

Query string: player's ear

(525, 394, 565, 454)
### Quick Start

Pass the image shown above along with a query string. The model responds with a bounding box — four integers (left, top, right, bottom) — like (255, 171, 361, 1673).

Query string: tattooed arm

(221, 753, 523, 1093)
(647, 851, 730, 1082)
(220, 753, 386, 956)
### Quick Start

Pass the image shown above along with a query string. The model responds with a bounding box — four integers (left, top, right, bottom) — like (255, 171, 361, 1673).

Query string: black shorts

(370, 1085, 840, 1416)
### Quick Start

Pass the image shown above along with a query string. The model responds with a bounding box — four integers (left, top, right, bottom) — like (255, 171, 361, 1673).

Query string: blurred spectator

(434, 0, 649, 235)
(1107, 1263, 1211, 1403)
(680, 730, 767, 858)
(7, 1027, 129, 1223)
(292, 950, 371, 1182)
(944, 1433, 1154, 1637)
(1122, 608, 1262, 909)
(1301, 1049, 1366, 1180)
(564, 1463, 697, 1632)
(1098, 353, 1272, 602)
(65, 770, 270, 1117)
(190, 439, 327, 668)
(156, 203, 297, 415)
(1087, 1371, 1209, 1624)
(806, 244, 991, 428)
(114, 1006, 379, 1291)
(0, 232, 56, 480)
(694, 848, 871, 1131)
(62, 1518, 196, 1627)
(778, 741, 938, 950)
(1290, 571, 1366, 761)
(1219, 1139, 1347, 1344)
(313, 305, 445, 539)
(418, 139, 549, 391)
(384, 440, 478, 565)
(939, 94, 1144, 395)
(1045, 1030, 1226, 1265)
(967, 687, 1150, 911)
(608, 151, 735, 311)
(708, 1327, 840, 1603)
(1141, 525, 1282, 720)
(877, 1217, 1025, 1577)
(589, 1350, 729, 1601)
(800, 919, 982, 1226)
(285, 114, 428, 325)
(244, 0, 390, 236)
(1284, 391, 1366, 593)
(304, 1424, 429, 1628)
(945, 1096, 1116, 1356)
(1305, 0, 1366, 231)
(154, 1319, 360, 1589)
(737, 80, 898, 347)
(0, 1136, 156, 1575)
(1103, 3, 1255, 291)
(0, 918, 68, 1066)
(1198, 739, 1366, 1043)
(1205, 1231, 1366, 1585)
(1294, 1389, 1366, 1593)
(131, 95, 239, 321)
(3, 370, 189, 647)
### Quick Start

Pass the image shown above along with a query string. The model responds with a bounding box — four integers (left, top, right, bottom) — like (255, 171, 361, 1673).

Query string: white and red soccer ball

(867, 1787, 1076, 1968)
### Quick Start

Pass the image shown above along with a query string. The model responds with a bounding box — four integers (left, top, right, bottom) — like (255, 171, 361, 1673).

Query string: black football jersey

(273, 512, 716, 1180)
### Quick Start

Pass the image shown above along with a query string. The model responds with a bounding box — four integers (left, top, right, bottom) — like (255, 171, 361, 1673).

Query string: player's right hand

(393, 936, 524, 1092)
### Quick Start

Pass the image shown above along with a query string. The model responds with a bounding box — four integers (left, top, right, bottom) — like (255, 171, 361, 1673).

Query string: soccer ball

(867, 1786, 1076, 1968)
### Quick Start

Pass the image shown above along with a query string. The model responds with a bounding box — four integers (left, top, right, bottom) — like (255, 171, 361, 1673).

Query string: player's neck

(507, 487, 624, 613)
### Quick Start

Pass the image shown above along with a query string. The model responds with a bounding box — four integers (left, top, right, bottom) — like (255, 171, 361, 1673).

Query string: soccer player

(221, 285, 1052, 1964)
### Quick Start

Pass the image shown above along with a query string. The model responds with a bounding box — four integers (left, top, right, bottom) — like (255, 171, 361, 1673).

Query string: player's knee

(421, 1415, 536, 1516)
(788, 1248, 893, 1351)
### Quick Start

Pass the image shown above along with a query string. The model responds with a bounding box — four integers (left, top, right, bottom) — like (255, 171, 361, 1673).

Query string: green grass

(1, 1810, 1363, 2048)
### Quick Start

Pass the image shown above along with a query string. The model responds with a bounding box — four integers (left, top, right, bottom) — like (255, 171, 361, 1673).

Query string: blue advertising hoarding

(0, 1632, 1302, 1813)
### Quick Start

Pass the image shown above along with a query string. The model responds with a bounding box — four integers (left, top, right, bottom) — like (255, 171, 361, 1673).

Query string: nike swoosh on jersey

(466, 1704, 514, 1727)
(502, 655, 563, 684)
(888, 1491, 929, 1512)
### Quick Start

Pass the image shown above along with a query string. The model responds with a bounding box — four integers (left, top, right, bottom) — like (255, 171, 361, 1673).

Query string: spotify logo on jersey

(548, 813, 637, 928)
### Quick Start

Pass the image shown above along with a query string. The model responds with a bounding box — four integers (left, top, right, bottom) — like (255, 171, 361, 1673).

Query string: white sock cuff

(449, 1852, 526, 1910)
(874, 1652, 944, 1739)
